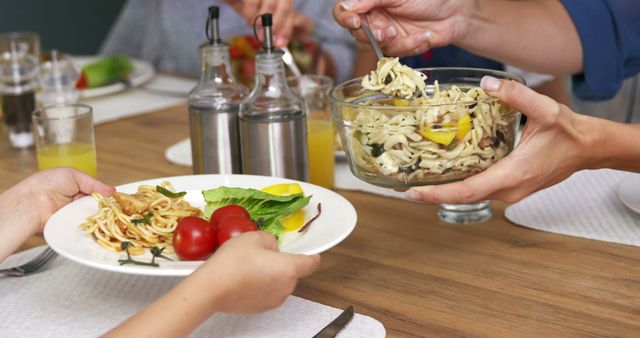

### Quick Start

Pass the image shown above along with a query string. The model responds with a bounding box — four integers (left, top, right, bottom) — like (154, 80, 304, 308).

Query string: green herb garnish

(150, 246, 173, 265)
(131, 212, 153, 225)
(118, 243, 173, 268)
(118, 242, 159, 267)
(156, 185, 186, 198)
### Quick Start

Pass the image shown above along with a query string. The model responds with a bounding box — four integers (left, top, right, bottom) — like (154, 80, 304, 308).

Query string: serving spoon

(361, 23, 385, 61)
(282, 46, 317, 94)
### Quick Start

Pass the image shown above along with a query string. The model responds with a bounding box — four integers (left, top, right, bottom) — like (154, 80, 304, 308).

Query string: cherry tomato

(217, 216, 258, 246)
(210, 204, 251, 228)
(173, 216, 217, 261)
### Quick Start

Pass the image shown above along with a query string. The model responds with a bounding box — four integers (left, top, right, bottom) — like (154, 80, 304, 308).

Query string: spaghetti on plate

(80, 181, 201, 255)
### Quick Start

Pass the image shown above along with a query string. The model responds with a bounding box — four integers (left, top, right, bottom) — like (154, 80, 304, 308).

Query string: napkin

(505, 169, 640, 246)
(165, 138, 406, 199)
(0, 247, 385, 338)
(82, 75, 197, 125)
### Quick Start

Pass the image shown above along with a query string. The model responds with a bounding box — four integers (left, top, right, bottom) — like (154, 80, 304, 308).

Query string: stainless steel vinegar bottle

(188, 6, 248, 174)
(239, 13, 309, 181)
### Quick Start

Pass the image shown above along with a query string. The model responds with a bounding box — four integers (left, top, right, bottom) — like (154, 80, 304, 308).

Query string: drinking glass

(289, 75, 335, 189)
(32, 104, 97, 176)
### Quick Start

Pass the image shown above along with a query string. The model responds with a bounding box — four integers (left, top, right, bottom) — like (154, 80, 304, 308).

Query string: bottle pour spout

(261, 13, 274, 53)
(206, 6, 221, 45)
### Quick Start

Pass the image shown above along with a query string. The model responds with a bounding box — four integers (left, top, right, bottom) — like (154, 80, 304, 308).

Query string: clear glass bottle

(0, 47, 38, 149)
(239, 14, 309, 181)
(188, 6, 248, 174)
(38, 50, 80, 106)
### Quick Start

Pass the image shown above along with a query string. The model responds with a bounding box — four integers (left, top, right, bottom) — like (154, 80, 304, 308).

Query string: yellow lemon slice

(260, 183, 305, 232)
(260, 183, 303, 196)
(456, 114, 471, 140)
(420, 124, 457, 145)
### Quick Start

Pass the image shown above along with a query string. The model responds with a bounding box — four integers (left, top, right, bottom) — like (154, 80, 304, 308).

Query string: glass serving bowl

(329, 67, 524, 189)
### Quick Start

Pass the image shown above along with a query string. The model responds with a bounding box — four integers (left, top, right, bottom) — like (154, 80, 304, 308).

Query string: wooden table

(2, 106, 639, 337)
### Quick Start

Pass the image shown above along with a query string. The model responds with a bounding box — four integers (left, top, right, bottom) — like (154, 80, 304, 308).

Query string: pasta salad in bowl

(329, 67, 524, 188)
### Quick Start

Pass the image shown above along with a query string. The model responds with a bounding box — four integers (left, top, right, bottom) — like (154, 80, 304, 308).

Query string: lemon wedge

(456, 114, 471, 140)
(420, 114, 472, 145)
(260, 183, 303, 196)
(420, 124, 457, 145)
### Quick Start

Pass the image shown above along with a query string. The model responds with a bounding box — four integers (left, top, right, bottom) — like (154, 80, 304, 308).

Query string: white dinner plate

(44, 174, 357, 276)
(72, 56, 155, 98)
(617, 174, 640, 214)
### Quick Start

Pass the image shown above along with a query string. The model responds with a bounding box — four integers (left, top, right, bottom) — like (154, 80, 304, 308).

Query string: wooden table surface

(2, 105, 639, 337)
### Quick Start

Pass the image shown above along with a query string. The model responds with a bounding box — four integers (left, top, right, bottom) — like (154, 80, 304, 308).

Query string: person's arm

(298, 1, 356, 83)
(404, 76, 640, 204)
(334, 0, 582, 75)
(458, 0, 582, 76)
(104, 231, 320, 337)
(0, 168, 114, 261)
(588, 117, 640, 173)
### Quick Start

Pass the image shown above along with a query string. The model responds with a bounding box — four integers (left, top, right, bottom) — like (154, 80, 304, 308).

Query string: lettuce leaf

(202, 187, 311, 239)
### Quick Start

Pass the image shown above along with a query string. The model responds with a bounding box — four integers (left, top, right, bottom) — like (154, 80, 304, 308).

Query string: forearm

(0, 187, 41, 262)
(459, 0, 582, 75)
(584, 117, 640, 173)
(104, 268, 223, 337)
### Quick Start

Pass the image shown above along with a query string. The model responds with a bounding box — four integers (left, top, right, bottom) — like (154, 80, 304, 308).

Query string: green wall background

(0, 0, 125, 54)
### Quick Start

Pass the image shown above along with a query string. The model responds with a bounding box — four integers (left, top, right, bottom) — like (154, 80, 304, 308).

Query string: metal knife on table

(313, 305, 354, 338)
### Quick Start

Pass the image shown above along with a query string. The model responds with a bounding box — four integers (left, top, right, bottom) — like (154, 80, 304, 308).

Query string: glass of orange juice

(32, 104, 97, 176)
(288, 75, 334, 189)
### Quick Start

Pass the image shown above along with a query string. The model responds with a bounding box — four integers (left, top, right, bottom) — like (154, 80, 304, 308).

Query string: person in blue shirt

(333, 0, 640, 204)
(101, 0, 355, 83)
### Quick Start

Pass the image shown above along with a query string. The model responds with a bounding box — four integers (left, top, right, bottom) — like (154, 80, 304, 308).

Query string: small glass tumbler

(289, 75, 335, 189)
(32, 104, 97, 176)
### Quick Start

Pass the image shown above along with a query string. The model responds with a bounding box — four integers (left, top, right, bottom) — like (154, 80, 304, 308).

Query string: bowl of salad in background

(329, 67, 524, 188)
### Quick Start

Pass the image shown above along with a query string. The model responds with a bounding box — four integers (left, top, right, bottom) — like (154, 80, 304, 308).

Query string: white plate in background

(72, 56, 155, 98)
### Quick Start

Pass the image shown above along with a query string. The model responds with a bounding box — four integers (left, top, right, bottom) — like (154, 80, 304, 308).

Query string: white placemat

(0, 247, 384, 338)
(166, 138, 193, 167)
(82, 75, 196, 125)
(165, 138, 405, 199)
(505, 169, 640, 246)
